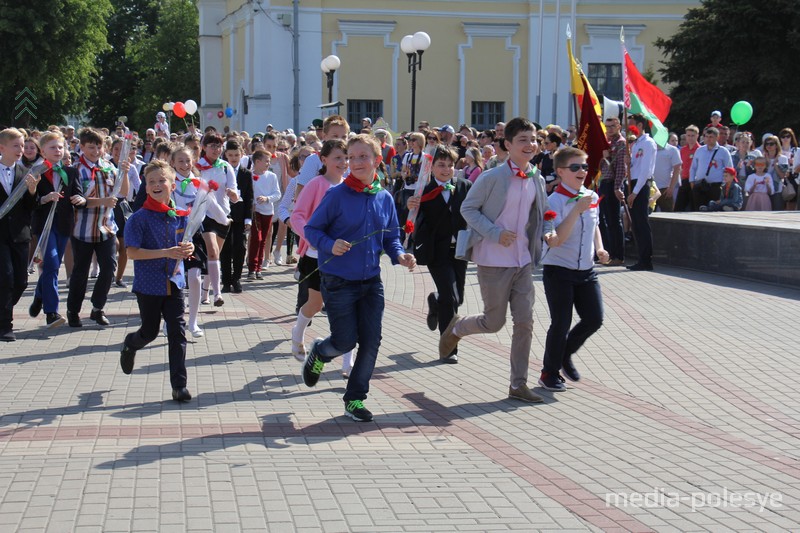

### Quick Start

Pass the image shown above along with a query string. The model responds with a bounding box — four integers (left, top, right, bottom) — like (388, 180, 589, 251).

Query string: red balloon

(173, 102, 186, 118)
(217, 111, 224, 118)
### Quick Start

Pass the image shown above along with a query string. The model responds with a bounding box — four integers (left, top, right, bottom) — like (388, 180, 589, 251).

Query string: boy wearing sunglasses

(538, 147, 608, 391)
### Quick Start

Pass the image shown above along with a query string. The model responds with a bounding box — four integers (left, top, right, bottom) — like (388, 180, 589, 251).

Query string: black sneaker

(221, 284, 232, 293)
(90, 309, 110, 326)
(344, 399, 374, 422)
(67, 311, 82, 328)
(29, 297, 42, 318)
(426, 292, 438, 331)
(46, 312, 66, 329)
(232, 281, 243, 294)
(172, 387, 192, 402)
(302, 339, 325, 387)
(562, 358, 581, 382)
(538, 372, 566, 392)
(120, 344, 137, 374)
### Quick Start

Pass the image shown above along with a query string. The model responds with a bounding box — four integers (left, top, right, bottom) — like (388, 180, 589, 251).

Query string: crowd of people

(0, 108, 795, 420)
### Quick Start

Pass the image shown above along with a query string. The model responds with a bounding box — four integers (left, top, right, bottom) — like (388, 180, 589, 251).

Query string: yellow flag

(567, 39, 602, 119)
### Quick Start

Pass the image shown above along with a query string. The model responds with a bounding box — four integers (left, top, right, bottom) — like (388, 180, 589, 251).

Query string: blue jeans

(35, 228, 70, 314)
(318, 273, 384, 402)
(541, 266, 604, 375)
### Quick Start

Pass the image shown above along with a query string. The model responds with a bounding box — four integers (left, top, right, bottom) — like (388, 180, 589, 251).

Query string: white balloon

(166, 102, 175, 111)
(184, 99, 198, 115)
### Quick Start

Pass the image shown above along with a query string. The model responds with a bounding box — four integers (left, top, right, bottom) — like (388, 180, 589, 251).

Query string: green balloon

(730, 101, 753, 125)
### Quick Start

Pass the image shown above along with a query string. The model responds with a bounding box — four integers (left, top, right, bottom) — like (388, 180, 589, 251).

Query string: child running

(120, 160, 194, 402)
(302, 134, 416, 421)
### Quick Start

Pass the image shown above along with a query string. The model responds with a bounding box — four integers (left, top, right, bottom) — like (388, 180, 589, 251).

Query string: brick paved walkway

(0, 259, 798, 532)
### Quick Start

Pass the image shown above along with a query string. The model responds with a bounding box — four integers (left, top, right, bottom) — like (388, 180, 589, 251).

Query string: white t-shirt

(653, 144, 681, 189)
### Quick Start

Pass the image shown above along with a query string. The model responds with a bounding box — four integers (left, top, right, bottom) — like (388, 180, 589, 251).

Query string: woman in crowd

(762, 135, 788, 210)
(462, 146, 484, 183)
(778, 128, 799, 209)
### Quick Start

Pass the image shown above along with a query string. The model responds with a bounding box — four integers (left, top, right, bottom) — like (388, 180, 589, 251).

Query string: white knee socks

(291, 310, 313, 344)
(188, 267, 202, 330)
(208, 260, 221, 299)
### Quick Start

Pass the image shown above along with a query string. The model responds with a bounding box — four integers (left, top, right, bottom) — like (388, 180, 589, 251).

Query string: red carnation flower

(544, 210, 557, 221)
(208, 180, 220, 191)
(191, 178, 200, 188)
(404, 220, 415, 234)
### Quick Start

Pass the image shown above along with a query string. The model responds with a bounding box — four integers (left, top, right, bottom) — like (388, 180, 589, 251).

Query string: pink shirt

(471, 161, 537, 267)
(290, 175, 339, 258)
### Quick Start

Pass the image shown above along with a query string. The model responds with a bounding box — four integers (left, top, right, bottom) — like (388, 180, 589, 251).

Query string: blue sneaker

(538, 372, 566, 392)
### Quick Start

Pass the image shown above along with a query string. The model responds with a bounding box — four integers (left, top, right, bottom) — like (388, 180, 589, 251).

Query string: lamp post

(401, 31, 431, 132)
(321, 54, 341, 114)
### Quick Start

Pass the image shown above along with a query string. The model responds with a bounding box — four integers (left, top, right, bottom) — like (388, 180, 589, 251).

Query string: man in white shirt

(625, 114, 657, 271)
(653, 142, 681, 212)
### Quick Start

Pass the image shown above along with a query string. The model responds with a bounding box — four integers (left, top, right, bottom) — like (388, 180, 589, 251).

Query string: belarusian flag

(622, 47, 672, 147)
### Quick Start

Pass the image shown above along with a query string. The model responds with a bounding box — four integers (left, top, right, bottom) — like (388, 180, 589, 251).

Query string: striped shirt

(73, 158, 117, 242)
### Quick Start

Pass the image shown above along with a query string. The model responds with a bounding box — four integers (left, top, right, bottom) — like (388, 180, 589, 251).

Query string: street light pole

(321, 54, 341, 115)
(401, 32, 431, 132)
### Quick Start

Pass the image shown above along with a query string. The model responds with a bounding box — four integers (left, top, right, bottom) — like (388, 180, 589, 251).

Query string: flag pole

(567, 25, 580, 127)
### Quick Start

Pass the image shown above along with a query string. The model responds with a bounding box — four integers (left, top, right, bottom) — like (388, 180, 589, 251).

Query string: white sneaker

(190, 326, 204, 338)
(274, 251, 284, 266)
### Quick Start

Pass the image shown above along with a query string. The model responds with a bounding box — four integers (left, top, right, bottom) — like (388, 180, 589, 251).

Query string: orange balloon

(173, 102, 186, 118)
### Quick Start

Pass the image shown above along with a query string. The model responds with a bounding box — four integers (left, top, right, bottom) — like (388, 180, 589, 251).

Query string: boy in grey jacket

(440, 117, 550, 403)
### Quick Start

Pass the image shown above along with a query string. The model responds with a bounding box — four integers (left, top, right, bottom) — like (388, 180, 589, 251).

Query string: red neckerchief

(253, 172, 261, 182)
(507, 160, 533, 179)
(79, 155, 103, 181)
(555, 184, 603, 208)
(142, 196, 190, 218)
(343, 174, 381, 194)
(195, 157, 223, 172)
(419, 180, 455, 203)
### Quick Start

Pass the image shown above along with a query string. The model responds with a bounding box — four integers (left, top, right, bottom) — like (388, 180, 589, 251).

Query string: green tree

(0, 0, 112, 127)
(128, 0, 200, 132)
(89, 0, 160, 130)
(656, 0, 800, 133)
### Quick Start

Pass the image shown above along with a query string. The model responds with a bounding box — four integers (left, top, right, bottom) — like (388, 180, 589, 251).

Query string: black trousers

(674, 179, 692, 212)
(428, 250, 467, 338)
(629, 180, 653, 266)
(0, 239, 28, 331)
(541, 265, 603, 375)
(125, 285, 187, 389)
(691, 181, 721, 211)
(598, 180, 624, 261)
(67, 237, 117, 314)
(270, 220, 295, 255)
(220, 219, 247, 285)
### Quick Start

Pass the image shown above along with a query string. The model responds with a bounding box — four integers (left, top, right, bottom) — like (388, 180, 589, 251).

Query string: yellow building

(198, 0, 698, 133)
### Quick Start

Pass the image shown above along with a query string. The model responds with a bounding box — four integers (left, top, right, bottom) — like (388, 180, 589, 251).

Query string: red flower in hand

(404, 220, 415, 234)
(544, 210, 557, 221)
(191, 178, 201, 188)
(208, 180, 220, 191)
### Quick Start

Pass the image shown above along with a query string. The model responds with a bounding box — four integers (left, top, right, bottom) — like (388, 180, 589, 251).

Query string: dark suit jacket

(413, 177, 471, 266)
(0, 162, 38, 243)
(229, 167, 254, 225)
(32, 166, 84, 237)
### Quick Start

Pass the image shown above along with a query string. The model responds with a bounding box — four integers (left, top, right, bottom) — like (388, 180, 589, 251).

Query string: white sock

(188, 268, 201, 330)
(208, 260, 221, 298)
(292, 310, 313, 344)
(341, 350, 354, 371)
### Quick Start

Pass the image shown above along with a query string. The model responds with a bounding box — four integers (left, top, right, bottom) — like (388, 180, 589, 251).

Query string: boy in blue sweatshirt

(302, 134, 416, 422)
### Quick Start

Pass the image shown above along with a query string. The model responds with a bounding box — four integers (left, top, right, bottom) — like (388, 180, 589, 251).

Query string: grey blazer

(455, 162, 549, 266)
